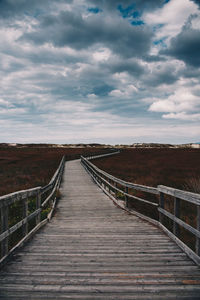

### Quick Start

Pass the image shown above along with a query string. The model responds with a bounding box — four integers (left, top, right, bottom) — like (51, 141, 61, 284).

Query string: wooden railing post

(173, 197, 180, 237)
(125, 187, 129, 208)
(114, 182, 117, 198)
(36, 190, 41, 225)
(159, 192, 164, 224)
(22, 196, 28, 237)
(196, 205, 200, 256)
(108, 179, 111, 193)
(1, 205, 8, 257)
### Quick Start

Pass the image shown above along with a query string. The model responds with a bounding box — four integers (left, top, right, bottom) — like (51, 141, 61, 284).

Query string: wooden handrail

(81, 154, 200, 266)
(0, 155, 65, 266)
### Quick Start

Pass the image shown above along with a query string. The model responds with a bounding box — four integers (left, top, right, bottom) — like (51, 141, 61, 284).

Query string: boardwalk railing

(81, 154, 200, 266)
(0, 156, 65, 266)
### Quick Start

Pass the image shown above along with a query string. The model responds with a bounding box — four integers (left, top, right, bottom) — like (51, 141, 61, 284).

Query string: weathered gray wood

(84, 157, 159, 195)
(173, 197, 180, 237)
(0, 187, 41, 209)
(82, 158, 158, 208)
(159, 192, 164, 225)
(158, 185, 200, 205)
(1, 205, 8, 257)
(125, 186, 129, 208)
(158, 207, 200, 239)
(0, 219, 47, 268)
(0, 156, 65, 268)
(1, 158, 200, 299)
(22, 197, 28, 237)
(159, 223, 200, 266)
(196, 205, 200, 256)
(0, 209, 41, 244)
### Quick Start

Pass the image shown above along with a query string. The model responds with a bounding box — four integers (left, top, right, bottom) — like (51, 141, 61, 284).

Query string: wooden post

(196, 205, 200, 256)
(125, 187, 129, 208)
(36, 191, 41, 225)
(114, 182, 117, 199)
(159, 192, 165, 225)
(1, 205, 9, 257)
(22, 196, 28, 237)
(173, 197, 180, 237)
(108, 179, 111, 193)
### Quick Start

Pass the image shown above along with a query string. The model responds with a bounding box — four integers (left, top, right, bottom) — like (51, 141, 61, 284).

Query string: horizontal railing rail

(0, 155, 65, 266)
(81, 154, 200, 266)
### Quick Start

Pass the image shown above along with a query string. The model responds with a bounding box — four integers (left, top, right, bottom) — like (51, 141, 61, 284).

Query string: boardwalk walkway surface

(0, 160, 200, 299)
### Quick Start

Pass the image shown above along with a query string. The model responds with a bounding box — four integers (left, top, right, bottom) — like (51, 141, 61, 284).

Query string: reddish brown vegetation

(0, 147, 108, 196)
(92, 148, 200, 192)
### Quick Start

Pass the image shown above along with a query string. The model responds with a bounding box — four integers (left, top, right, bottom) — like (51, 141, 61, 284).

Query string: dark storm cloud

(21, 10, 153, 59)
(108, 58, 145, 77)
(161, 26, 200, 67)
(143, 55, 166, 62)
(92, 84, 113, 97)
(0, 0, 72, 19)
(143, 65, 178, 87)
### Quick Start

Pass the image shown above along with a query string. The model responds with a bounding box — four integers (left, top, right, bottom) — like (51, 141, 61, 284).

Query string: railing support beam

(196, 205, 200, 256)
(173, 197, 180, 237)
(1, 205, 8, 257)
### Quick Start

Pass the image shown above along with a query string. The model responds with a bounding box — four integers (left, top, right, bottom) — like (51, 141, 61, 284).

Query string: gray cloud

(143, 64, 178, 87)
(0, 0, 72, 19)
(21, 10, 153, 59)
(0, 0, 199, 144)
(161, 24, 200, 67)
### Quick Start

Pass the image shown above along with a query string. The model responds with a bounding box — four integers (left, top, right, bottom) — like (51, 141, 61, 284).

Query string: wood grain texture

(0, 159, 200, 299)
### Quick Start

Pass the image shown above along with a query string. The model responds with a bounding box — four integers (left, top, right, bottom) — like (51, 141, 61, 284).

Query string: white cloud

(144, 0, 198, 50)
(0, 0, 199, 144)
(163, 112, 200, 121)
(92, 48, 111, 62)
(149, 88, 200, 114)
(109, 84, 138, 98)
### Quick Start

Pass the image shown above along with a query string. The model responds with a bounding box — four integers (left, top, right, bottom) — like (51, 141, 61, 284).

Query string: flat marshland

(92, 148, 200, 192)
(0, 147, 108, 197)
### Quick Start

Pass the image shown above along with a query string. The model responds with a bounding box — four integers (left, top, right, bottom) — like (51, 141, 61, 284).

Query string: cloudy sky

(0, 0, 200, 144)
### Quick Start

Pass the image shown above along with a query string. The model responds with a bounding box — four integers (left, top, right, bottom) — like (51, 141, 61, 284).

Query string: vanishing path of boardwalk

(0, 160, 200, 299)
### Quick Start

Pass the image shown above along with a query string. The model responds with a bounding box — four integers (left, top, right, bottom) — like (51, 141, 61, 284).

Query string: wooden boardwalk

(0, 160, 200, 299)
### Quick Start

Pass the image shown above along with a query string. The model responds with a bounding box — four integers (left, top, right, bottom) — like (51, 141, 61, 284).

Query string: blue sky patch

(153, 37, 167, 47)
(117, 4, 136, 18)
(88, 7, 101, 14)
(131, 20, 144, 26)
